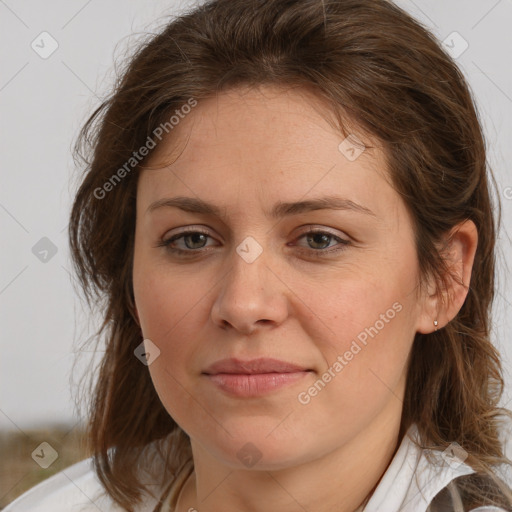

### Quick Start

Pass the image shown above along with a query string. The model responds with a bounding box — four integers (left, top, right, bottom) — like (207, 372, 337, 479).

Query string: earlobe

(416, 273, 442, 335)
(416, 220, 478, 334)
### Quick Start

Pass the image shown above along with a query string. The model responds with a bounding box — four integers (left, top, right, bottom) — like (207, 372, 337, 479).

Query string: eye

(156, 226, 351, 258)
(157, 229, 218, 255)
(292, 227, 351, 256)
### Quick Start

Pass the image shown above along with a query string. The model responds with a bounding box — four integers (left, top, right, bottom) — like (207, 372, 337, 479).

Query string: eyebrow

(147, 195, 376, 218)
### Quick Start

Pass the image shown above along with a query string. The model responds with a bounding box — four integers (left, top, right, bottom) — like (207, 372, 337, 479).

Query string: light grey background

(1, 0, 511, 443)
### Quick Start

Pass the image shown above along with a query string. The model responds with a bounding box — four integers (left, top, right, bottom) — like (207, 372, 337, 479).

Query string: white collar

(7, 423, 509, 512)
(363, 423, 476, 512)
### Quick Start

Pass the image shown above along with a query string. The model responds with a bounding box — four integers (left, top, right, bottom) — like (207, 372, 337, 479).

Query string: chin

(197, 419, 319, 471)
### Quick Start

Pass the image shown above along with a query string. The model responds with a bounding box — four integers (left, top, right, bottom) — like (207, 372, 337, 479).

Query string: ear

(416, 219, 478, 334)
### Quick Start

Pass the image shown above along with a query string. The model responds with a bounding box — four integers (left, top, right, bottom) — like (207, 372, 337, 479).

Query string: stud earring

(433, 319, 439, 331)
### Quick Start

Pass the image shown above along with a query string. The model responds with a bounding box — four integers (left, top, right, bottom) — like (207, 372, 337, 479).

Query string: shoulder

(364, 424, 512, 512)
(3, 432, 184, 512)
(3, 457, 125, 512)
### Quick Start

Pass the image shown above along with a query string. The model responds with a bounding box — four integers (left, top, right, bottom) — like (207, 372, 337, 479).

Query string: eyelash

(156, 227, 351, 258)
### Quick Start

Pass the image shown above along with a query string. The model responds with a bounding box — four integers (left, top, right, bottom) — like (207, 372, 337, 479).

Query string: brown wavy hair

(69, 0, 512, 510)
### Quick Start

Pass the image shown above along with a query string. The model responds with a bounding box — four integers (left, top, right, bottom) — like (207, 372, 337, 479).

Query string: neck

(175, 414, 402, 512)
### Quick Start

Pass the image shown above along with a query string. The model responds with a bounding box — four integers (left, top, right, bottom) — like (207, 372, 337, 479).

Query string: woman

(6, 0, 512, 511)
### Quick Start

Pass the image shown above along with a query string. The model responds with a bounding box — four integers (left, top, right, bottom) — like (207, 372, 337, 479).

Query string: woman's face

(132, 85, 432, 470)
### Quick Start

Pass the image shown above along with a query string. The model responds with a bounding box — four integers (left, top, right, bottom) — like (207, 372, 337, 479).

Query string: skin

(132, 85, 478, 512)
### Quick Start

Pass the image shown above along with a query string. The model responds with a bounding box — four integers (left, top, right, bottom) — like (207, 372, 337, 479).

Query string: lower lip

(204, 371, 311, 397)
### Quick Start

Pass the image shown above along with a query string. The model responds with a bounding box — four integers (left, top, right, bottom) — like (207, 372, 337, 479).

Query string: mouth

(202, 357, 314, 397)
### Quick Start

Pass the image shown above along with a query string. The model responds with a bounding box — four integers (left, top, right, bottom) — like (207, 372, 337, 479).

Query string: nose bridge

(210, 234, 287, 332)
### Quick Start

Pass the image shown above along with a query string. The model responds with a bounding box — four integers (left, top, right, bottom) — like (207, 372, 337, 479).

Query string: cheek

(300, 268, 416, 355)
(288, 295, 414, 444)
(292, 261, 419, 405)
(132, 265, 211, 416)
(133, 259, 207, 335)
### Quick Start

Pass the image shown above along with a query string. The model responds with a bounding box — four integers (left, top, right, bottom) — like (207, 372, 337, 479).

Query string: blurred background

(1, 0, 511, 508)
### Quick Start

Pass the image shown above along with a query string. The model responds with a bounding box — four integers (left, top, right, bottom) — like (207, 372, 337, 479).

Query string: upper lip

(203, 357, 311, 375)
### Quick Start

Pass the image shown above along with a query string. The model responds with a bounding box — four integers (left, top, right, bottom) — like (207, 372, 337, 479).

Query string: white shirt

(4, 424, 510, 511)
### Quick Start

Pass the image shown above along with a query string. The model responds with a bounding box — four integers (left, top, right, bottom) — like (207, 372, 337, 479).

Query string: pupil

(308, 233, 330, 249)
(186, 233, 206, 249)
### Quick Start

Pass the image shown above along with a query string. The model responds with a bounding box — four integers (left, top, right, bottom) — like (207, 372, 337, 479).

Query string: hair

(68, 0, 512, 510)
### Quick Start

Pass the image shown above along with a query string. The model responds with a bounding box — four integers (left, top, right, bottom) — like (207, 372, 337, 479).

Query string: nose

(210, 242, 289, 335)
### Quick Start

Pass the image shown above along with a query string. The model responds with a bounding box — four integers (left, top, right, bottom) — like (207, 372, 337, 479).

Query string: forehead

(137, 85, 398, 221)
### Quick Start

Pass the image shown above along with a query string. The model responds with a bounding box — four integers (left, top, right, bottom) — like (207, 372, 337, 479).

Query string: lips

(202, 358, 313, 397)
(202, 357, 310, 375)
